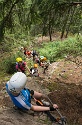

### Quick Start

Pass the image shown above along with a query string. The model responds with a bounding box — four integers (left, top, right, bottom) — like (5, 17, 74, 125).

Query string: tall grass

(38, 36, 82, 62)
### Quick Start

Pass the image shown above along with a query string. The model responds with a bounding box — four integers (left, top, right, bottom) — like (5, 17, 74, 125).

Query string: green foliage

(28, 0, 82, 40)
(38, 36, 82, 62)
(2, 51, 26, 74)
(0, 0, 82, 41)
(2, 55, 16, 74)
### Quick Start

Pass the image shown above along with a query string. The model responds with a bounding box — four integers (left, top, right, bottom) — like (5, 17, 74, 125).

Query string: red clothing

(16, 62, 26, 73)
(26, 51, 31, 56)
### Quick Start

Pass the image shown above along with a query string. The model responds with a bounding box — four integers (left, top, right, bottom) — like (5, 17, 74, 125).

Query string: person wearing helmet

(6, 72, 58, 111)
(16, 57, 30, 74)
(16, 57, 23, 62)
(40, 56, 45, 62)
(40, 56, 47, 62)
(40, 56, 50, 74)
(30, 64, 39, 77)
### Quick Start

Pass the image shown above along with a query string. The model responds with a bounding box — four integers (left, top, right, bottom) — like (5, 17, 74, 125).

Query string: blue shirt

(6, 83, 32, 110)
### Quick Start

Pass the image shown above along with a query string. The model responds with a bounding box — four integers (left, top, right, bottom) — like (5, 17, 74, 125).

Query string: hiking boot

(41, 100, 50, 106)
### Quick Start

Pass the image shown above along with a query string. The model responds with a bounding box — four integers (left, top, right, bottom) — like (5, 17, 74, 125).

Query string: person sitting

(6, 72, 58, 112)
(30, 64, 39, 77)
(15, 57, 30, 74)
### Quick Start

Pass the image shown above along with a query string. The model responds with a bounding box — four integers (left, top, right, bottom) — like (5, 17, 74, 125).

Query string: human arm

(31, 105, 50, 111)
(24, 62, 31, 73)
(31, 104, 58, 111)
(31, 91, 58, 111)
(30, 90, 58, 111)
(26, 65, 31, 73)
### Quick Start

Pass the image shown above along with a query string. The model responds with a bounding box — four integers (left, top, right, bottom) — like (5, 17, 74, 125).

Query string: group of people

(24, 48, 50, 74)
(16, 47, 50, 76)
(5, 47, 58, 115)
(15, 57, 39, 77)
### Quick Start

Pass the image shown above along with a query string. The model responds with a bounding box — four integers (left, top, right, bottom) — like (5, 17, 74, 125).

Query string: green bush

(3, 56, 16, 74)
(2, 51, 26, 74)
(38, 36, 82, 62)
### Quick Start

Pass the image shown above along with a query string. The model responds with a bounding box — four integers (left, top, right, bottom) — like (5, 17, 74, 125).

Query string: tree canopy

(0, 0, 82, 41)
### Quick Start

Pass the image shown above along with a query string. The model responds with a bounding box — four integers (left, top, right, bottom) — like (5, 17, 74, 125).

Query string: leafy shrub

(3, 56, 16, 74)
(2, 51, 26, 74)
(38, 36, 82, 62)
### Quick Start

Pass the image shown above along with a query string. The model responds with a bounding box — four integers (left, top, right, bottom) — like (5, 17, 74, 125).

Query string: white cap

(8, 72, 27, 93)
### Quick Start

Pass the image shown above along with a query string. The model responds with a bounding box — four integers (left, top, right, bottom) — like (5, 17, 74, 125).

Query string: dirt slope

(0, 56, 82, 125)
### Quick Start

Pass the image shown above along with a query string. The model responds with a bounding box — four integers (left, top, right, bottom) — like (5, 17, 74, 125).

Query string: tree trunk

(65, 7, 76, 38)
(60, 7, 71, 39)
(49, 23, 52, 41)
(48, 11, 52, 41)
(0, 0, 20, 41)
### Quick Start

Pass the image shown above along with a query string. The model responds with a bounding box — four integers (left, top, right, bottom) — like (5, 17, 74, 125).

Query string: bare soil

(0, 55, 82, 125)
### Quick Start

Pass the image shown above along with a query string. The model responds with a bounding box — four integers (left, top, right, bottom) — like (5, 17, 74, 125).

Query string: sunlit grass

(38, 36, 82, 62)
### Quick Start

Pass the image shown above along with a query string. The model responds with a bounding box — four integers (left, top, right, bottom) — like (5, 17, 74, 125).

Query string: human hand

(53, 104, 58, 109)
(50, 104, 58, 111)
